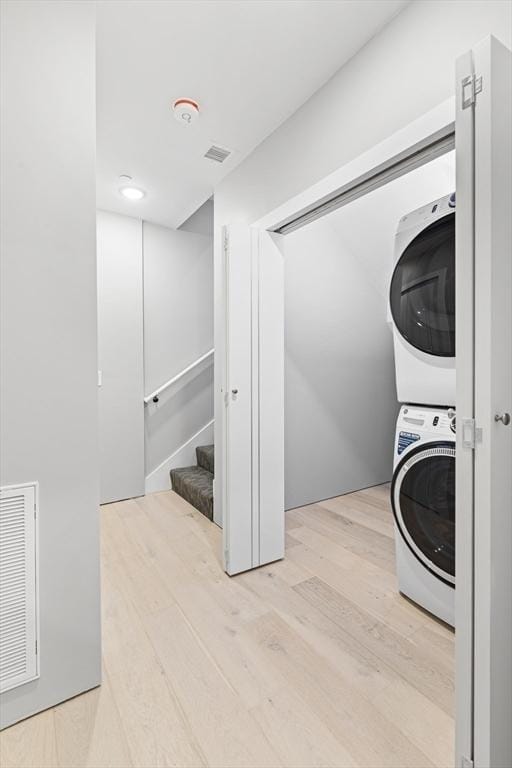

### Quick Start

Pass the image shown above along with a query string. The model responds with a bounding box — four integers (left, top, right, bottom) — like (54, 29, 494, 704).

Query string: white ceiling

(96, 0, 408, 229)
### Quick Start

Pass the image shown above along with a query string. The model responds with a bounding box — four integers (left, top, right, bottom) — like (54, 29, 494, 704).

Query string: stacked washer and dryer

(389, 191, 456, 626)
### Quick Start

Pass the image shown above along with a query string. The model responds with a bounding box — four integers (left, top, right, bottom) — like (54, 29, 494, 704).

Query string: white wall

(0, 0, 100, 728)
(95, 205, 214, 494)
(179, 198, 213, 238)
(143, 222, 214, 478)
(284, 152, 455, 509)
(97, 211, 145, 504)
(215, 1, 510, 226)
(214, 0, 511, 544)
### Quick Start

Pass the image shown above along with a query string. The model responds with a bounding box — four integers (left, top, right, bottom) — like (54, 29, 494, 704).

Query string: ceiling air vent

(204, 145, 231, 163)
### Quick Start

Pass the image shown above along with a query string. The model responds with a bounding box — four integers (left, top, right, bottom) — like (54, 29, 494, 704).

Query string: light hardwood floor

(0, 485, 454, 768)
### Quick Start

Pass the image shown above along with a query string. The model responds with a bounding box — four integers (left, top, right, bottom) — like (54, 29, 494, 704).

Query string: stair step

(170, 466, 213, 521)
(196, 444, 214, 474)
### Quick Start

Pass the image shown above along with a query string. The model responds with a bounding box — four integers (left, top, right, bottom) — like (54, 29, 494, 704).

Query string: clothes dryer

(390, 192, 455, 406)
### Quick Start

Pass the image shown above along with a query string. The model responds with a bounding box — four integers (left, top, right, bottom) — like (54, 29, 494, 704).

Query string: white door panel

(223, 227, 285, 574)
(223, 226, 253, 574)
(472, 36, 512, 768)
(456, 35, 512, 768)
(257, 231, 285, 566)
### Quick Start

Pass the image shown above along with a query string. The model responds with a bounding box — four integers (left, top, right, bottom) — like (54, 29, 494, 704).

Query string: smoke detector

(172, 98, 200, 125)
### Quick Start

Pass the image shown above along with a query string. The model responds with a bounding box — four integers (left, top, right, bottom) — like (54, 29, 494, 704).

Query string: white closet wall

(284, 220, 396, 509)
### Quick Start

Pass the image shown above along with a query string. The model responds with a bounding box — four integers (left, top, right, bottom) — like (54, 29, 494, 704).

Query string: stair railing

(144, 348, 214, 404)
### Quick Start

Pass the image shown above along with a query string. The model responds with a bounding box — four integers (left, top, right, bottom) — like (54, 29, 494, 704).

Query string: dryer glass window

(390, 213, 455, 357)
(399, 450, 455, 579)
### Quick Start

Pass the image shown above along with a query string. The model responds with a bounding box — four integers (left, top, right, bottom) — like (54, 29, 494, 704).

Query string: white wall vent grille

(0, 483, 39, 693)
(204, 145, 231, 163)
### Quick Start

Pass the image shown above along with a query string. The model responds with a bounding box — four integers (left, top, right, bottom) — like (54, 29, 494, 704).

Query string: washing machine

(391, 404, 455, 626)
(389, 192, 456, 407)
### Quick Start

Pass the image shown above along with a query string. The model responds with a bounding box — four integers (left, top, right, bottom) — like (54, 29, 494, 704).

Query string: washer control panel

(396, 404, 456, 457)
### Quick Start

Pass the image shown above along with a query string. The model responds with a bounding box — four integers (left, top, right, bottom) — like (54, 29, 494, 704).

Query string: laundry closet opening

(277, 148, 457, 762)
(283, 148, 455, 506)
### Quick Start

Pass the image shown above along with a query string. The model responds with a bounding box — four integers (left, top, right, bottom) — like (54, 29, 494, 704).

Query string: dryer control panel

(396, 191, 455, 235)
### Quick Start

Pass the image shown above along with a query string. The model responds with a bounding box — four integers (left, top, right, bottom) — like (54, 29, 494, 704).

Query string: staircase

(170, 445, 214, 520)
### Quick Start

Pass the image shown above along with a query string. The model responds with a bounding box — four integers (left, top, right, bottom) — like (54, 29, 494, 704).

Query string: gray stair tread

(170, 465, 213, 521)
(196, 444, 214, 474)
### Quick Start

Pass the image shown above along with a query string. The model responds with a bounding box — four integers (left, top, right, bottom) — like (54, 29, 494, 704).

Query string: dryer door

(390, 212, 455, 357)
(392, 440, 455, 586)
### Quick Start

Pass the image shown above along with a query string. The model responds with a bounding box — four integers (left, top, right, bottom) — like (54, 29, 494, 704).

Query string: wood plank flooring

(0, 485, 454, 768)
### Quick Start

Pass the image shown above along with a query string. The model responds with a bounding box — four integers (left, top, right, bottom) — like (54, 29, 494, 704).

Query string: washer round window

(392, 441, 455, 586)
(390, 213, 455, 357)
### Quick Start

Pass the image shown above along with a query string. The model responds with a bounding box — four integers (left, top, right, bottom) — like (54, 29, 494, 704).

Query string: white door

(97, 211, 145, 504)
(222, 225, 253, 574)
(222, 227, 284, 575)
(456, 36, 512, 768)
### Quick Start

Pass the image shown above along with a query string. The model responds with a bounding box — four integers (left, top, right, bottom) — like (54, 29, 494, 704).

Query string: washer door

(391, 440, 455, 587)
(390, 212, 455, 357)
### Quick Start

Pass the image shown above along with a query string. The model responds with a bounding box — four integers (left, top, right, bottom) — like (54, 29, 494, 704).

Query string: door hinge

(223, 230, 229, 253)
(462, 418, 482, 449)
(462, 73, 482, 109)
(461, 756, 474, 768)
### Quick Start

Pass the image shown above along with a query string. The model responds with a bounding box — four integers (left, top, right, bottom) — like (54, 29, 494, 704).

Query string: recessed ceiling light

(120, 185, 145, 201)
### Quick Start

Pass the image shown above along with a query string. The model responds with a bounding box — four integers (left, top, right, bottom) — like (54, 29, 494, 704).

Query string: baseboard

(145, 419, 214, 494)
